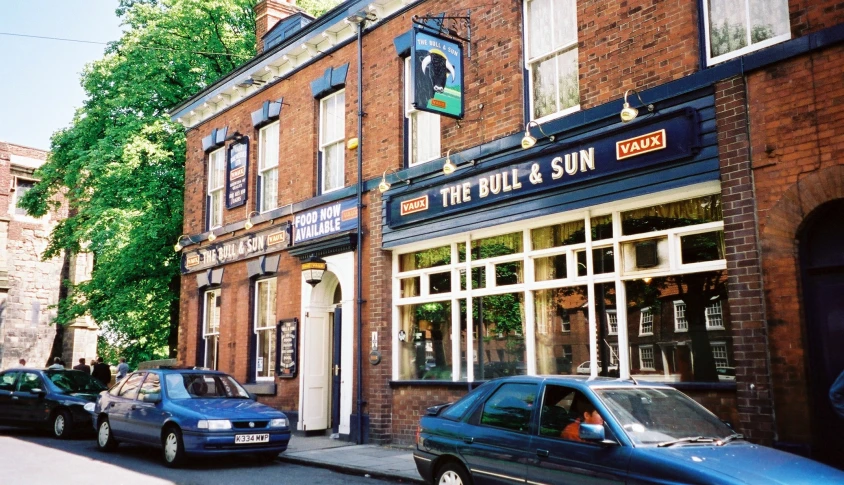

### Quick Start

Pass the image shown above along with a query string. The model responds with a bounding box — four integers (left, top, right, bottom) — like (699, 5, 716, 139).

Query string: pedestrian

(73, 357, 91, 374)
(18, 358, 26, 367)
(47, 357, 64, 369)
(830, 369, 844, 419)
(92, 357, 112, 386)
(116, 357, 130, 381)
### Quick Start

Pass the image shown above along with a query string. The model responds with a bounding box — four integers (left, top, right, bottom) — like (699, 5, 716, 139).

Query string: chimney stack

(255, 0, 300, 54)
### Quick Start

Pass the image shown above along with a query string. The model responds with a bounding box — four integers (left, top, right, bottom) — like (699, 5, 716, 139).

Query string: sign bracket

(412, 11, 472, 58)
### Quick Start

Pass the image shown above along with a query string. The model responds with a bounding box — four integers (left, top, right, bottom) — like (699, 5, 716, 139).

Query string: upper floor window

(258, 121, 279, 213)
(11, 177, 35, 217)
(639, 307, 653, 336)
(606, 310, 618, 335)
(704, 0, 790, 65)
(705, 300, 724, 329)
(319, 90, 345, 193)
(674, 301, 688, 332)
(207, 148, 225, 229)
(524, 0, 580, 121)
(404, 57, 441, 166)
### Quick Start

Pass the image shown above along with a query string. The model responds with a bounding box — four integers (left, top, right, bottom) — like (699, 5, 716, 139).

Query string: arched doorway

(799, 199, 844, 466)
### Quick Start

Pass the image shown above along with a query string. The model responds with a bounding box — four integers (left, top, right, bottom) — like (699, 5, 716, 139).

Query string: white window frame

(711, 341, 729, 368)
(207, 148, 225, 230)
(560, 312, 570, 333)
(606, 310, 618, 335)
(258, 121, 279, 213)
(639, 307, 653, 336)
(319, 90, 345, 194)
(705, 300, 724, 330)
(673, 301, 688, 332)
(608, 343, 619, 366)
(404, 57, 441, 166)
(202, 288, 221, 370)
(639, 345, 655, 370)
(254, 278, 277, 381)
(702, 0, 791, 66)
(523, 0, 581, 123)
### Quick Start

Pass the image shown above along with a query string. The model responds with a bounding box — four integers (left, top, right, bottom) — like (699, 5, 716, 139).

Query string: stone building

(0, 141, 97, 370)
(170, 0, 844, 465)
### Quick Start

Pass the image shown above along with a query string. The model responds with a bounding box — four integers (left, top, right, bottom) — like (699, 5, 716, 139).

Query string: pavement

(279, 434, 424, 484)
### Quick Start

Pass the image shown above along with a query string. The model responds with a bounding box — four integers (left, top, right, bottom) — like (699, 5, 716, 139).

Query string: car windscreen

(46, 370, 107, 393)
(595, 387, 733, 446)
(164, 373, 250, 399)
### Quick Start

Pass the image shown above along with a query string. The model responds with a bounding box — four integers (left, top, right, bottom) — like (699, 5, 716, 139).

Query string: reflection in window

(429, 271, 451, 294)
(674, 301, 688, 331)
(480, 383, 537, 433)
(525, 0, 579, 119)
(531, 219, 585, 250)
(474, 293, 526, 380)
(706, 0, 790, 64)
(534, 286, 588, 375)
(591, 214, 613, 240)
(460, 267, 486, 290)
(621, 195, 722, 236)
(639, 346, 655, 370)
(401, 277, 420, 297)
(399, 245, 451, 272)
(576, 247, 614, 276)
(639, 308, 653, 335)
(681, 231, 725, 264)
(712, 343, 729, 368)
(607, 310, 618, 335)
(495, 261, 523, 286)
(466, 232, 523, 260)
(535, 255, 567, 281)
(705, 301, 724, 329)
(398, 301, 452, 380)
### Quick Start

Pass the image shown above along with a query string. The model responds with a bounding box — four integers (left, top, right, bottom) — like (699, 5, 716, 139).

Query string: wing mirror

(30, 388, 46, 395)
(141, 392, 162, 403)
(580, 423, 617, 446)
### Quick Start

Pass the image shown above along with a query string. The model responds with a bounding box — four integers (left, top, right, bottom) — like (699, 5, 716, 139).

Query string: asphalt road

(0, 426, 400, 485)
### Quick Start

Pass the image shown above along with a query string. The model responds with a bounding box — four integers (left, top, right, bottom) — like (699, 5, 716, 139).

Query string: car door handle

(463, 437, 474, 444)
(11, 396, 18, 400)
(536, 449, 549, 457)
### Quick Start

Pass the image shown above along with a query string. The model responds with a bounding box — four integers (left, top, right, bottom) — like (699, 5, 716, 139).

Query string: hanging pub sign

(411, 28, 464, 119)
(226, 137, 249, 209)
(276, 318, 298, 379)
(293, 197, 358, 244)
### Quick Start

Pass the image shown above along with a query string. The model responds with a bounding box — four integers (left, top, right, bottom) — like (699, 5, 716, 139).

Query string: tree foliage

(19, 0, 258, 368)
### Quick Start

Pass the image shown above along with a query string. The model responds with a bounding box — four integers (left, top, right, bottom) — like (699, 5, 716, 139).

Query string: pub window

(203, 288, 221, 370)
(404, 57, 441, 166)
(319, 90, 345, 194)
(207, 148, 225, 230)
(523, 0, 579, 121)
(258, 121, 279, 213)
(254, 278, 277, 380)
(703, 0, 790, 66)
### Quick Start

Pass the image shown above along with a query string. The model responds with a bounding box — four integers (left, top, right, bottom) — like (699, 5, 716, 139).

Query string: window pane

(460, 267, 486, 290)
(323, 142, 344, 191)
(527, 0, 553, 59)
(556, 49, 580, 111)
(469, 232, 523, 260)
(531, 219, 585, 250)
(708, 0, 748, 58)
(118, 373, 144, 399)
(14, 179, 34, 216)
(399, 245, 451, 272)
(534, 286, 589, 375)
(576, 247, 614, 276)
(398, 301, 453, 380)
(256, 279, 276, 330)
(430, 271, 452, 294)
(681, 231, 725, 264)
(474, 293, 526, 379)
(531, 56, 557, 119)
(261, 167, 278, 212)
(495, 261, 523, 286)
(621, 194, 722, 235)
(210, 191, 223, 228)
(591, 214, 613, 240)
(401, 277, 420, 297)
(412, 110, 441, 165)
(205, 335, 219, 370)
(204, 291, 219, 334)
(554, 0, 578, 47)
(257, 327, 276, 378)
(535, 255, 567, 281)
(260, 122, 279, 169)
(480, 383, 537, 433)
(749, 0, 789, 43)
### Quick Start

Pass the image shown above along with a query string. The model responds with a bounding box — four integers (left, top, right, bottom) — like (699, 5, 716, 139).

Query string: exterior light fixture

(302, 255, 327, 287)
(521, 121, 555, 149)
(244, 211, 259, 231)
(378, 168, 409, 193)
(207, 231, 218, 243)
(346, 9, 376, 25)
(173, 234, 196, 252)
(620, 89, 654, 123)
(442, 150, 457, 175)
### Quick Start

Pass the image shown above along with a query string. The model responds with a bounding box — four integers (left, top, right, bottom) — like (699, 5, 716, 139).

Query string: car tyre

(52, 409, 72, 439)
(96, 417, 118, 451)
(435, 461, 472, 485)
(162, 426, 186, 468)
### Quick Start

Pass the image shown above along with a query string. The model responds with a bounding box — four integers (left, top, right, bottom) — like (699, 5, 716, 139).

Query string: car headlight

(197, 419, 232, 430)
(83, 402, 96, 413)
(269, 418, 288, 428)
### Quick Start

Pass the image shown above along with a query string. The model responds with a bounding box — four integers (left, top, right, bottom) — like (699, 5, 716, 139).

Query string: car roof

(136, 368, 227, 375)
(486, 375, 675, 390)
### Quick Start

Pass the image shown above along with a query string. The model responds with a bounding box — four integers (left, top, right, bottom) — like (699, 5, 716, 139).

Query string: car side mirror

(580, 423, 618, 446)
(30, 388, 46, 395)
(142, 392, 162, 403)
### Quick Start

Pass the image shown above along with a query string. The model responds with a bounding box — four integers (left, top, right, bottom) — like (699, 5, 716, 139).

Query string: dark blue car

(89, 368, 290, 467)
(413, 376, 844, 485)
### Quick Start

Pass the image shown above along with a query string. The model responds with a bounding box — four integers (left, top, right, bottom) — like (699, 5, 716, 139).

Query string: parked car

(88, 368, 290, 467)
(414, 375, 844, 484)
(0, 368, 106, 439)
(717, 366, 736, 381)
(576, 360, 618, 375)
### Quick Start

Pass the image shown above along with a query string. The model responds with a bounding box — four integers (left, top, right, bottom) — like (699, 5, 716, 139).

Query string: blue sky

(0, 0, 123, 150)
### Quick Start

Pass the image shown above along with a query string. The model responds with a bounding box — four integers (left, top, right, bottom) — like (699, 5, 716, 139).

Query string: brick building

(0, 141, 97, 370)
(170, 0, 844, 464)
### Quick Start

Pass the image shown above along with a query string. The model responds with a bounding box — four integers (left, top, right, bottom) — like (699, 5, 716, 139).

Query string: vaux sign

(180, 223, 291, 274)
(387, 108, 699, 227)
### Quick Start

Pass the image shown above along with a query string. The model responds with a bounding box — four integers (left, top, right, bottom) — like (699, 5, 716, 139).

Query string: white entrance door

(302, 311, 330, 430)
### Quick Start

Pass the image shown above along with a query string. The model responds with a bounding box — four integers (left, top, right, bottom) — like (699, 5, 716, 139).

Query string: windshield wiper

(657, 436, 719, 447)
(717, 433, 744, 445)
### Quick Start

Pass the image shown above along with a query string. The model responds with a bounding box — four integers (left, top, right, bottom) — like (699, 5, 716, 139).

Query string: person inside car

(561, 395, 604, 442)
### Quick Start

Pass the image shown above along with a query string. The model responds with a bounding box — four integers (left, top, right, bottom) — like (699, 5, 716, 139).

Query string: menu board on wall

(226, 137, 249, 209)
(277, 318, 298, 379)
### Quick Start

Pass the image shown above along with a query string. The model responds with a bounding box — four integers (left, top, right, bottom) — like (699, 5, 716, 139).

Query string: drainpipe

(353, 15, 366, 446)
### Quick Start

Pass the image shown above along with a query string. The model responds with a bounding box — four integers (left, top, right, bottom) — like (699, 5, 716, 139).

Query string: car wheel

(52, 409, 72, 439)
(97, 417, 118, 451)
(162, 426, 186, 468)
(435, 461, 472, 485)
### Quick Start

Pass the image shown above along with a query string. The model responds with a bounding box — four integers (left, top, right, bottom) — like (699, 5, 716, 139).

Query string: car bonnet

(169, 398, 286, 420)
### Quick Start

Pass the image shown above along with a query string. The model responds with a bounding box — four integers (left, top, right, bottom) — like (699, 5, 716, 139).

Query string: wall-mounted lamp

(302, 255, 327, 287)
(346, 9, 377, 25)
(207, 230, 218, 243)
(244, 211, 259, 231)
(442, 150, 457, 175)
(521, 121, 555, 149)
(378, 168, 409, 193)
(173, 234, 196, 252)
(620, 89, 654, 123)
(236, 77, 265, 89)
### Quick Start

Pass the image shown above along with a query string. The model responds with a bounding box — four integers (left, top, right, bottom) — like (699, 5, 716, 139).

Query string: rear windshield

(441, 382, 492, 421)
(164, 373, 250, 399)
(46, 371, 107, 393)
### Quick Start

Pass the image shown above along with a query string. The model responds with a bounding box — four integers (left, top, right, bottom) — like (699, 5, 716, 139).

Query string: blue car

(89, 368, 290, 467)
(413, 376, 844, 485)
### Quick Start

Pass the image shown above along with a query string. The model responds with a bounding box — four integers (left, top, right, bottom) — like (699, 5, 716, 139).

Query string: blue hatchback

(414, 376, 844, 485)
(89, 368, 290, 467)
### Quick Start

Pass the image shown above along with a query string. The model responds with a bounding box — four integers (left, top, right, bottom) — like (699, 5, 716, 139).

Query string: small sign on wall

(277, 318, 299, 379)
(226, 137, 249, 209)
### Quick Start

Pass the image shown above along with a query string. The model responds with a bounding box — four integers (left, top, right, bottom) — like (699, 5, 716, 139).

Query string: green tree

(19, 0, 259, 368)
(297, 0, 343, 17)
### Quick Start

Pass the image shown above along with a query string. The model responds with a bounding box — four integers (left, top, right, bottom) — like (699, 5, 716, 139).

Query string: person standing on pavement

(116, 357, 130, 381)
(48, 357, 64, 369)
(73, 357, 91, 374)
(92, 358, 112, 386)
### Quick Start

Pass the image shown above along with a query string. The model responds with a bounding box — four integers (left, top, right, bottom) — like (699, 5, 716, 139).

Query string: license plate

(235, 433, 270, 444)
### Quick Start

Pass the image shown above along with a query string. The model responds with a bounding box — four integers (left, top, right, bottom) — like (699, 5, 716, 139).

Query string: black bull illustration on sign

(414, 48, 456, 109)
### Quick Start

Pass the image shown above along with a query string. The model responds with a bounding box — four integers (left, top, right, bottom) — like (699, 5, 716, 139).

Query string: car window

(0, 372, 17, 391)
(118, 373, 145, 400)
(538, 385, 578, 437)
(46, 371, 107, 393)
(138, 373, 161, 400)
(108, 379, 124, 396)
(164, 373, 250, 399)
(441, 382, 492, 421)
(479, 383, 537, 434)
(16, 372, 43, 393)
